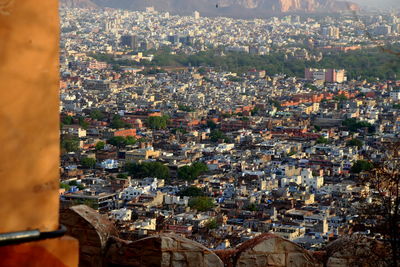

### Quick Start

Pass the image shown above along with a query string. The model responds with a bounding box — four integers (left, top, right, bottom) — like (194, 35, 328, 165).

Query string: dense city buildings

(58, 4, 400, 266)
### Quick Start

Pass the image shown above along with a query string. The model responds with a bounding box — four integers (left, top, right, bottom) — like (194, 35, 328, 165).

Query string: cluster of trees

(110, 115, 131, 129)
(139, 68, 166, 75)
(147, 116, 169, 130)
(334, 94, 348, 102)
(342, 118, 375, 133)
(346, 138, 364, 148)
(61, 115, 89, 129)
(61, 135, 80, 153)
(245, 203, 260, 212)
(210, 129, 231, 142)
(205, 218, 219, 229)
(95, 141, 105, 150)
(125, 161, 170, 179)
(177, 186, 204, 197)
(188, 196, 215, 212)
(91, 45, 400, 80)
(107, 136, 137, 148)
(149, 46, 399, 80)
(178, 105, 195, 112)
(80, 157, 96, 169)
(351, 160, 374, 173)
(206, 120, 217, 130)
(316, 136, 329, 144)
(62, 115, 74, 125)
(89, 109, 105, 120)
(177, 162, 208, 181)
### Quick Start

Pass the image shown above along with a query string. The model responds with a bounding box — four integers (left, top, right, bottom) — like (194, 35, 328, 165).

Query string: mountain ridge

(60, 0, 359, 17)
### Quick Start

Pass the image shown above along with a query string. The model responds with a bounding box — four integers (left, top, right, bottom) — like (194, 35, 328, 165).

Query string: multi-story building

(305, 68, 346, 83)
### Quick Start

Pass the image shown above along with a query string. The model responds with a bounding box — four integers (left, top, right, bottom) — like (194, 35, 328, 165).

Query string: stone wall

(325, 235, 391, 267)
(233, 233, 321, 267)
(106, 234, 224, 267)
(62, 205, 392, 267)
(60, 205, 118, 267)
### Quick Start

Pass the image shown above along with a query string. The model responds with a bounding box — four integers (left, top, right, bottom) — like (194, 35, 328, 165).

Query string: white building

(193, 11, 200, 20)
(280, 168, 324, 190)
(121, 185, 151, 200)
(301, 169, 324, 189)
(215, 143, 235, 153)
(110, 208, 132, 221)
(390, 90, 400, 101)
(164, 195, 189, 206)
(100, 159, 119, 169)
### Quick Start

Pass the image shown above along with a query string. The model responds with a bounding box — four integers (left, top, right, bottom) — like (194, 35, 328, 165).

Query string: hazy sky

(350, 0, 398, 9)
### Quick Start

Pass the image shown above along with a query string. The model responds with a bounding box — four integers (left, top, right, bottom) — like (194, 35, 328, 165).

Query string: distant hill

(60, 0, 98, 9)
(351, 0, 398, 9)
(60, 0, 359, 17)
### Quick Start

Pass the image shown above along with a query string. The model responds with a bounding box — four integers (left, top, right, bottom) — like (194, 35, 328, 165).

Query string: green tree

(178, 105, 195, 112)
(90, 109, 105, 120)
(125, 162, 170, 179)
(206, 120, 217, 130)
(125, 136, 137, 146)
(60, 182, 70, 191)
(61, 135, 80, 152)
(95, 141, 105, 150)
(177, 187, 205, 197)
(108, 136, 127, 148)
(78, 116, 89, 130)
(177, 162, 208, 181)
(116, 173, 128, 179)
(110, 115, 130, 129)
(205, 218, 219, 229)
(316, 136, 329, 144)
(343, 118, 374, 133)
(147, 116, 169, 129)
(189, 197, 215, 212)
(246, 203, 259, 211)
(107, 136, 136, 148)
(334, 94, 348, 102)
(347, 138, 364, 148)
(62, 115, 74, 125)
(210, 129, 230, 142)
(81, 157, 96, 169)
(351, 160, 374, 174)
(252, 106, 260, 115)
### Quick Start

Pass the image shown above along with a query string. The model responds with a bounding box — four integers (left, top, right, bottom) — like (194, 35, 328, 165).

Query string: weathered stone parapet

(106, 234, 224, 267)
(325, 235, 391, 267)
(61, 205, 394, 267)
(60, 205, 118, 267)
(233, 233, 322, 267)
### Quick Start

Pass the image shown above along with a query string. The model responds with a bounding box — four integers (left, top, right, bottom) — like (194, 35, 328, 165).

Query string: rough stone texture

(61, 206, 395, 267)
(234, 233, 321, 267)
(0, 236, 79, 267)
(60, 205, 118, 267)
(106, 234, 224, 267)
(325, 235, 391, 267)
(0, 0, 60, 233)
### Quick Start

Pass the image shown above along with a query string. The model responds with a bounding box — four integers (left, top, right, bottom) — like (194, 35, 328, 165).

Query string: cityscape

(56, 2, 400, 267)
